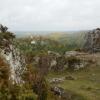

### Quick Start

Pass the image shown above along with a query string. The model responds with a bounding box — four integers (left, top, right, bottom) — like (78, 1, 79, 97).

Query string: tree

(0, 24, 15, 50)
(0, 24, 15, 41)
(0, 24, 8, 33)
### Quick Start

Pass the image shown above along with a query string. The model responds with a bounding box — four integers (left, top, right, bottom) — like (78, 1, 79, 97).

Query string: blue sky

(0, 0, 100, 31)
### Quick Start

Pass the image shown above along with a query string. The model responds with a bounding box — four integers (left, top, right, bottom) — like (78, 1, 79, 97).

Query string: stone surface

(65, 51, 78, 57)
(0, 39, 25, 83)
(83, 28, 100, 53)
(49, 77, 65, 84)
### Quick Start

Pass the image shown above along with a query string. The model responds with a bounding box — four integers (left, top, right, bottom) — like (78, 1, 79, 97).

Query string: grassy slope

(47, 31, 87, 51)
(47, 54, 100, 100)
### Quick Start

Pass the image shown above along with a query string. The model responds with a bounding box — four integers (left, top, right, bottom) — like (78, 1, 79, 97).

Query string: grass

(47, 64, 100, 100)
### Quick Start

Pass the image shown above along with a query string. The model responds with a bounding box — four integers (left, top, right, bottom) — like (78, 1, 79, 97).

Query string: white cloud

(0, 0, 100, 31)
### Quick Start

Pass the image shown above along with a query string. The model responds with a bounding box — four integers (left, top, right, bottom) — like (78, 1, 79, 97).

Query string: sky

(0, 0, 100, 31)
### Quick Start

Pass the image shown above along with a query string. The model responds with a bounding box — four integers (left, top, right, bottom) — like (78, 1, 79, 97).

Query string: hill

(47, 31, 87, 51)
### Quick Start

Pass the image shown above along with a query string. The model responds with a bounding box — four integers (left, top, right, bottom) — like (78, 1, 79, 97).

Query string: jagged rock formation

(0, 40, 25, 83)
(83, 28, 100, 53)
(34, 51, 89, 72)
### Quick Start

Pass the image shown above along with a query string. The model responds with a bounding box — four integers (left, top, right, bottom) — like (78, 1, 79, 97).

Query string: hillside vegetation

(0, 25, 100, 100)
(47, 31, 87, 51)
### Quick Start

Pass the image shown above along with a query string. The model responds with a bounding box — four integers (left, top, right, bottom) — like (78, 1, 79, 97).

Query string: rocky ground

(47, 53, 100, 100)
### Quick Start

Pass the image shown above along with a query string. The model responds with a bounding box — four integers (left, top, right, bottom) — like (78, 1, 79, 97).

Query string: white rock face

(73, 61, 88, 70)
(1, 44, 25, 84)
(50, 60, 57, 67)
(84, 28, 100, 52)
(65, 51, 78, 57)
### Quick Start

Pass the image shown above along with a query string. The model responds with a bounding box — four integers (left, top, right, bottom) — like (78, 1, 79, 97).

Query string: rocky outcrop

(65, 52, 89, 71)
(34, 51, 89, 72)
(0, 39, 26, 83)
(83, 28, 100, 53)
(34, 51, 64, 72)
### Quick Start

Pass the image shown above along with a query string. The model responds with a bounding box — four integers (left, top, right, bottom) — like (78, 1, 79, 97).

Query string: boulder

(49, 77, 65, 84)
(48, 51, 61, 57)
(65, 51, 78, 57)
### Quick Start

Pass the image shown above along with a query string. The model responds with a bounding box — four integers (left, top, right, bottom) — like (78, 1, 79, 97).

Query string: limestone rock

(49, 77, 65, 84)
(83, 28, 100, 53)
